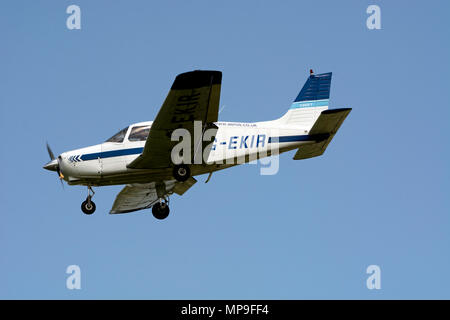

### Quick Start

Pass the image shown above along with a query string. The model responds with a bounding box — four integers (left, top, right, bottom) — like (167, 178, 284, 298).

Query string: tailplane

(293, 108, 351, 160)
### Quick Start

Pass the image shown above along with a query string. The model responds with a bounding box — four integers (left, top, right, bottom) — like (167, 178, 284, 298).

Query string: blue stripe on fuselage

(78, 135, 311, 161)
(80, 147, 144, 161)
(268, 135, 312, 143)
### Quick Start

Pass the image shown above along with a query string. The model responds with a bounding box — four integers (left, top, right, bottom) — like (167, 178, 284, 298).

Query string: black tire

(173, 164, 190, 182)
(152, 202, 170, 220)
(81, 199, 96, 215)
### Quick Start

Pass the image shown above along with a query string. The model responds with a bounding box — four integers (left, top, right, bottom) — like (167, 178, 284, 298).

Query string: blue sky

(1, 0, 449, 299)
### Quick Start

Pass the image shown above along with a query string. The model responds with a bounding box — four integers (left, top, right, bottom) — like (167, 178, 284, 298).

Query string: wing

(110, 177, 197, 214)
(127, 70, 222, 169)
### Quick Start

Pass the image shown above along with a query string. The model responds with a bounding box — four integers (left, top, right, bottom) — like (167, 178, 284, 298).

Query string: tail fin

(278, 72, 332, 129)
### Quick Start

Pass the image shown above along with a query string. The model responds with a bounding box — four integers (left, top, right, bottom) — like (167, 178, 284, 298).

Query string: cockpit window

(128, 125, 150, 142)
(105, 127, 128, 143)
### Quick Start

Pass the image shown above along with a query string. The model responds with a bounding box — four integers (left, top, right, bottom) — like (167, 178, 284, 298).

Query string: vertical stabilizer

(278, 71, 332, 129)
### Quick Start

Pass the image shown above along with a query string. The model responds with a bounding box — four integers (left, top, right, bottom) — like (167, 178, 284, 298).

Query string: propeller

(44, 143, 64, 188)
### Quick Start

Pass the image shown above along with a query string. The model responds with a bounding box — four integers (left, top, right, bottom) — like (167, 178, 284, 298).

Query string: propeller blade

(44, 142, 65, 189)
(46, 142, 55, 160)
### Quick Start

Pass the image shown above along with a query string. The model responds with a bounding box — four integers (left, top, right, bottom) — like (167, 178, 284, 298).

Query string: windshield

(105, 127, 128, 143)
(128, 125, 150, 142)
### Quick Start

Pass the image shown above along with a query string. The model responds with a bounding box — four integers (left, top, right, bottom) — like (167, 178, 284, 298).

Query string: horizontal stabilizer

(309, 108, 352, 135)
(293, 108, 351, 160)
(172, 177, 197, 196)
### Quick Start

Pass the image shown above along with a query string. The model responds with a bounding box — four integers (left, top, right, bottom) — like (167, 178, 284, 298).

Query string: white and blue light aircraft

(44, 70, 351, 219)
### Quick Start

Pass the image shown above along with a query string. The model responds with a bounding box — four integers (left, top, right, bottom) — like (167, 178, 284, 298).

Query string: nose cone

(43, 159, 58, 171)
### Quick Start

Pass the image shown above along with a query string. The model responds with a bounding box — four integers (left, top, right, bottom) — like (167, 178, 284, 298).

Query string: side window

(105, 127, 128, 143)
(128, 126, 150, 142)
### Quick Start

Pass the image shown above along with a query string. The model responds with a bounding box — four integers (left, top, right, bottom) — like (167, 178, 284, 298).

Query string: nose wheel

(81, 186, 96, 215)
(152, 200, 170, 220)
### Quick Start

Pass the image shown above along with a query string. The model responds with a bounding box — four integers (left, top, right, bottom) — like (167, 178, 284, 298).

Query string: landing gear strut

(173, 164, 190, 182)
(152, 199, 170, 220)
(81, 186, 96, 215)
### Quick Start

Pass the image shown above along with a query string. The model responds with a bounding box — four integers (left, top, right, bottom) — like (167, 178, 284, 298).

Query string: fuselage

(56, 119, 316, 187)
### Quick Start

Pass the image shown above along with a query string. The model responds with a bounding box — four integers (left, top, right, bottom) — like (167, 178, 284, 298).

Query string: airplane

(43, 69, 351, 220)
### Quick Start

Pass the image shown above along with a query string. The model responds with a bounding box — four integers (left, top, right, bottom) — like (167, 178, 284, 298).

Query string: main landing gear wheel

(81, 186, 96, 215)
(173, 164, 190, 182)
(152, 202, 170, 220)
(81, 198, 96, 215)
